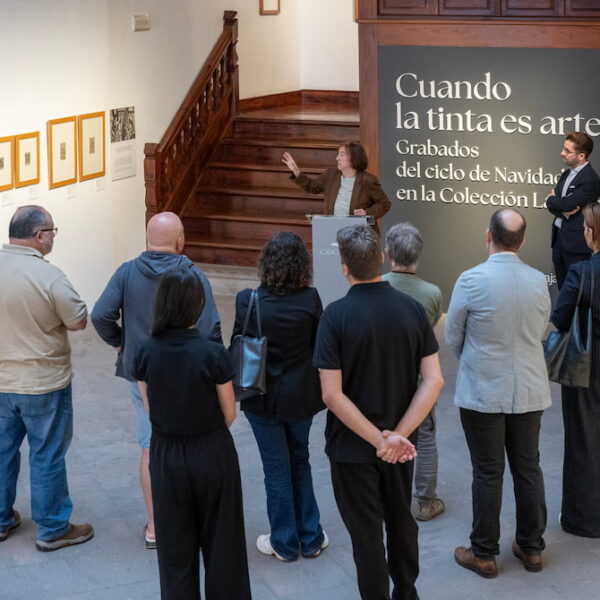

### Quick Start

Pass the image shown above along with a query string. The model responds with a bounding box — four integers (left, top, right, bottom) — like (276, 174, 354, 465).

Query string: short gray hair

(385, 222, 424, 268)
(9, 205, 49, 239)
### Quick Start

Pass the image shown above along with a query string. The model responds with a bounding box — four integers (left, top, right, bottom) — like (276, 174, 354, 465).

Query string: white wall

(234, 0, 302, 99)
(0, 0, 356, 306)
(0, 0, 225, 305)
(299, 0, 359, 91)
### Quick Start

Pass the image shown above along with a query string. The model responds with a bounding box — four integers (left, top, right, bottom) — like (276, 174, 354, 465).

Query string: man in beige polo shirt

(0, 205, 93, 551)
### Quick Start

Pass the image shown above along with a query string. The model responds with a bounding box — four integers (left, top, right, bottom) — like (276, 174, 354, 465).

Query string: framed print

(48, 116, 77, 189)
(15, 132, 40, 188)
(78, 112, 105, 181)
(259, 0, 280, 15)
(0, 136, 15, 192)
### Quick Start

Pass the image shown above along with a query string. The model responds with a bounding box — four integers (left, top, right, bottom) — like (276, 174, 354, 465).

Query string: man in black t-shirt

(314, 225, 444, 600)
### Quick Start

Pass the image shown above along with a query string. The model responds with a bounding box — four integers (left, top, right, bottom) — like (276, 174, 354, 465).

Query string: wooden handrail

(144, 10, 239, 219)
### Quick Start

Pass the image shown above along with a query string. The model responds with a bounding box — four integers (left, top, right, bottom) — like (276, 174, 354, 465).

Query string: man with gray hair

(383, 222, 444, 521)
(0, 205, 93, 551)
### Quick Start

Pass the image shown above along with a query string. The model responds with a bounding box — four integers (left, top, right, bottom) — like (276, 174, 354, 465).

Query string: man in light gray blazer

(446, 208, 551, 579)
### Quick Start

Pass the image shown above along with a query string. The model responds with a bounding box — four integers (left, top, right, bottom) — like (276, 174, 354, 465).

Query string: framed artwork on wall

(260, 0, 280, 15)
(0, 136, 15, 192)
(15, 132, 40, 188)
(48, 116, 77, 189)
(78, 112, 106, 181)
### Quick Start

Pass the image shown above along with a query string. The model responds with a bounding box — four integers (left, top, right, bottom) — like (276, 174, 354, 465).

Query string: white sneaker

(256, 534, 292, 561)
(303, 530, 329, 558)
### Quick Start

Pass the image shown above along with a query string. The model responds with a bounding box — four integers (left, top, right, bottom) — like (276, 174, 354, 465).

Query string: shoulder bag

(229, 289, 267, 401)
(544, 265, 594, 389)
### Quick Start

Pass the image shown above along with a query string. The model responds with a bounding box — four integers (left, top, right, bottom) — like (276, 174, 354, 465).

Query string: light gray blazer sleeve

(445, 273, 470, 357)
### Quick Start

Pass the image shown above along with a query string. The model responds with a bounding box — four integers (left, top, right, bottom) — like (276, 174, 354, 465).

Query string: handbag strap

(576, 263, 594, 308)
(241, 289, 262, 337)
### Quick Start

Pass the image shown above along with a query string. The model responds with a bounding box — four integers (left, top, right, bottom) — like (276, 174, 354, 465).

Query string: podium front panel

(311, 215, 368, 308)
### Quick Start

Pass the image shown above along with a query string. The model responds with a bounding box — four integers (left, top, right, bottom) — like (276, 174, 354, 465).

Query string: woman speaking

(282, 141, 390, 227)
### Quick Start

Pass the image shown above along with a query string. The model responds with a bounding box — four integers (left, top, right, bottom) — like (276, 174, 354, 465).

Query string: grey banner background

(378, 46, 600, 306)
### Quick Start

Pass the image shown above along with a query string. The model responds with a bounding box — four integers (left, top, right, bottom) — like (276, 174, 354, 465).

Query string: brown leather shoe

(512, 540, 542, 572)
(35, 523, 94, 552)
(454, 546, 498, 578)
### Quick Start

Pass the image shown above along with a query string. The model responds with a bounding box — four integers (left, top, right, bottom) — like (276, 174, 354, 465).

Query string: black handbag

(544, 266, 594, 388)
(229, 289, 267, 401)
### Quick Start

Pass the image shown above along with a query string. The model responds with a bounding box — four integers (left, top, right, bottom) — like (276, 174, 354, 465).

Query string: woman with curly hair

(232, 231, 327, 562)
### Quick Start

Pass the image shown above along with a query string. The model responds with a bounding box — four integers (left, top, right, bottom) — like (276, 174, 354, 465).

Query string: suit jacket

(292, 167, 391, 218)
(546, 163, 600, 254)
(445, 253, 552, 414)
(231, 285, 325, 421)
(552, 252, 600, 379)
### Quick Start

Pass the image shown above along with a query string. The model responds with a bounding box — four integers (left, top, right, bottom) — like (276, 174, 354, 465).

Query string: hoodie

(91, 251, 222, 381)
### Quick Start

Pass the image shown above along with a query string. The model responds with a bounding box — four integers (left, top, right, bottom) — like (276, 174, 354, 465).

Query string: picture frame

(47, 116, 77, 189)
(15, 132, 40, 188)
(0, 136, 15, 192)
(78, 111, 106, 181)
(259, 0, 280, 15)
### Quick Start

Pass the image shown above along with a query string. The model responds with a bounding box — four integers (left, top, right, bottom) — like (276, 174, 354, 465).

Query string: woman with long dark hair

(232, 232, 327, 561)
(134, 266, 251, 599)
(552, 202, 600, 538)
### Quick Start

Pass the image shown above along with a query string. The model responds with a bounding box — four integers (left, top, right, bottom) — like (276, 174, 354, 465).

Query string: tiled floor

(1, 270, 598, 600)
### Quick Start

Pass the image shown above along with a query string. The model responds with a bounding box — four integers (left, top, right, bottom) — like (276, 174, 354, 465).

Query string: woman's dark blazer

(292, 168, 391, 218)
(231, 285, 324, 421)
(551, 252, 600, 378)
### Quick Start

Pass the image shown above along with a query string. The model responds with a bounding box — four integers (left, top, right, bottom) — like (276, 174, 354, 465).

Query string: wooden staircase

(181, 92, 359, 266)
(143, 13, 360, 267)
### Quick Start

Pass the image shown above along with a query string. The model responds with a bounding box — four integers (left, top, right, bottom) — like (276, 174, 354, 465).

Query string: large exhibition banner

(378, 47, 600, 305)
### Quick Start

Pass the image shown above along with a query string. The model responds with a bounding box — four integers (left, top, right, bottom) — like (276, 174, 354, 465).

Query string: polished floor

(1, 266, 598, 600)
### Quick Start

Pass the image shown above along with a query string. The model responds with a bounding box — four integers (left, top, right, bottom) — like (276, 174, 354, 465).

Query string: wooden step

(187, 192, 324, 216)
(188, 206, 312, 224)
(218, 138, 339, 164)
(185, 235, 313, 267)
(202, 162, 325, 188)
(183, 214, 311, 241)
(195, 185, 324, 201)
(233, 117, 359, 141)
(184, 237, 264, 267)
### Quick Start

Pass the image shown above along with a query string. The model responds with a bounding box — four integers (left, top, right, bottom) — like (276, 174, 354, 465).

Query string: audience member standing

(91, 211, 221, 548)
(383, 222, 444, 521)
(552, 202, 600, 538)
(232, 232, 327, 562)
(314, 225, 443, 600)
(547, 131, 600, 288)
(446, 208, 551, 578)
(0, 206, 92, 551)
(134, 266, 251, 600)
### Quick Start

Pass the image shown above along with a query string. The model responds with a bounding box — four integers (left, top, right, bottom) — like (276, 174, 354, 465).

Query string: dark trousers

(561, 378, 600, 537)
(150, 427, 251, 600)
(460, 409, 547, 559)
(330, 460, 418, 600)
(552, 230, 591, 288)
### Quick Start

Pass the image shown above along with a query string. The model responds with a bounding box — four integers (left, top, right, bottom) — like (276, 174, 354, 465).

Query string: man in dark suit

(546, 131, 600, 288)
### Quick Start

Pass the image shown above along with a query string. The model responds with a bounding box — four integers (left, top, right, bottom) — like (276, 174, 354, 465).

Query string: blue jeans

(0, 384, 73, 541)
(245, 412, 324, 560)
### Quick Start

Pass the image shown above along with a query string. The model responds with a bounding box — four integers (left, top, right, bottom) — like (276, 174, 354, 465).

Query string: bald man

(445, 209, 551, 578)
(91, 212, 221, 548)
(0, 206, 93, 551)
